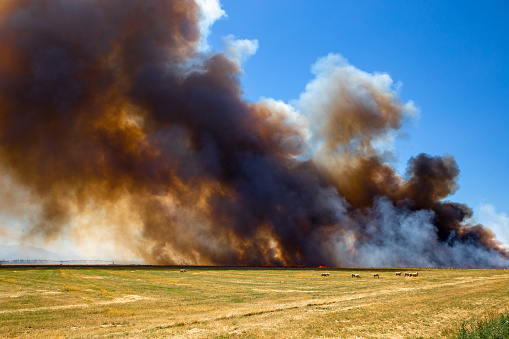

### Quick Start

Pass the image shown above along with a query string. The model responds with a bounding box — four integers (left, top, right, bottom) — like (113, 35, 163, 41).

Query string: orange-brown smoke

(0, 0, 506, 267)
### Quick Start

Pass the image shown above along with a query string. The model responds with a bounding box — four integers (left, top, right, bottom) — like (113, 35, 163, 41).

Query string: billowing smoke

(0, 0, 506, 267)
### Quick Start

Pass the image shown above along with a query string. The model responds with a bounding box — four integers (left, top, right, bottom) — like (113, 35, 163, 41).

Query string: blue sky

(207, 1, 509, 240)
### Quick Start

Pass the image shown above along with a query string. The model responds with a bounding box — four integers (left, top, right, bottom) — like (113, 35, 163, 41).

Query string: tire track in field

(142, 273, 509, 333)
(0, 295, 146, 314)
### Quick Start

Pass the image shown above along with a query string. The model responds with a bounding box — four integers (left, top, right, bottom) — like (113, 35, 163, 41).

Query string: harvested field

(0, 267, 508, 338)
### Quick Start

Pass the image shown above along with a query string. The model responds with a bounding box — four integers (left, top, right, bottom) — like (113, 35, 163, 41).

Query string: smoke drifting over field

(0, 0, 506, 267)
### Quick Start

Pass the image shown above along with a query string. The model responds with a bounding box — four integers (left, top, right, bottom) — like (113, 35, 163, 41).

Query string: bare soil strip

(0, 295, 146, 314)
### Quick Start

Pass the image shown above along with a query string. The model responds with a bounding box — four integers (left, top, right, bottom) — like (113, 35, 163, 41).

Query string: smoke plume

(0, 0, 506, 267)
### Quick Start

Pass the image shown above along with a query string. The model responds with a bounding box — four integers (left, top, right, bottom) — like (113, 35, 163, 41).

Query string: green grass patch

(455, 311, 509, 339)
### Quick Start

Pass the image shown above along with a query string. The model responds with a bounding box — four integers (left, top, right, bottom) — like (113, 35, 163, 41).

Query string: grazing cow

(351, 273, 356, 278)
(180, 269, 187, 273)
(395, 272, 402, 276)
(372, 273, 379, 278)
(404, 272, 410, 277)
(321, 273, 330, 277)
(355, 274, 361, 278)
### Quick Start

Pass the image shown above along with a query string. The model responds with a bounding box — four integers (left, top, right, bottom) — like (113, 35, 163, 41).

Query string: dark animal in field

(395, 272, 402, 276)
(372, 273, 379, 278)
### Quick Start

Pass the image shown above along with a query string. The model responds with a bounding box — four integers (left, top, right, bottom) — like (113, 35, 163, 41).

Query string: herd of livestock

(318, 272, 419, 278)
(180, 269, 419, 279)
(178, 269, 419, 278)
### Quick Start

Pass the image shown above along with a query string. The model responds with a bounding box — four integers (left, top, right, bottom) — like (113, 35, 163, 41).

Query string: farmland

(0, 266, 508, 338)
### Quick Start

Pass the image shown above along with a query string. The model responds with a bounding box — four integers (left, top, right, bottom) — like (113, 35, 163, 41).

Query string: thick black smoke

(0, 0, 506, 267)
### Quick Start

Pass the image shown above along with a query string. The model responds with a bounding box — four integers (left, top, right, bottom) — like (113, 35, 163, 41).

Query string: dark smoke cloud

(0, 0, 506, 267)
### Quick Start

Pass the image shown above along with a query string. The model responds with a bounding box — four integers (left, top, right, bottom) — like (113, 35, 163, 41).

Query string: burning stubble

(0, 0, 506, 267)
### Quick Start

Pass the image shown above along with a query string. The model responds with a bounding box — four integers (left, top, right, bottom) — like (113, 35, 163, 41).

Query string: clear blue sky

(207, 1, 509, 227)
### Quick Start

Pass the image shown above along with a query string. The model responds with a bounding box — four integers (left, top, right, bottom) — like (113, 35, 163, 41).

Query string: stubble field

(0, 266, 508, 338)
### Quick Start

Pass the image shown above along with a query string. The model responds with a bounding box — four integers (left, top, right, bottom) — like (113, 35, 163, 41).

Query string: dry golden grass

(0, 266, 508, 338)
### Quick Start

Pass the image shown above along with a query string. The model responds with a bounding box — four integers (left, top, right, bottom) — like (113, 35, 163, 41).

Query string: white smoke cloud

(195, 0, 226, 50)
(255, 98, 311, 157)
(327, 198, 508, 268)
(222, 34, 259, 71)
(295, 53, 416, 156)
(478, 203, 509, 249)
